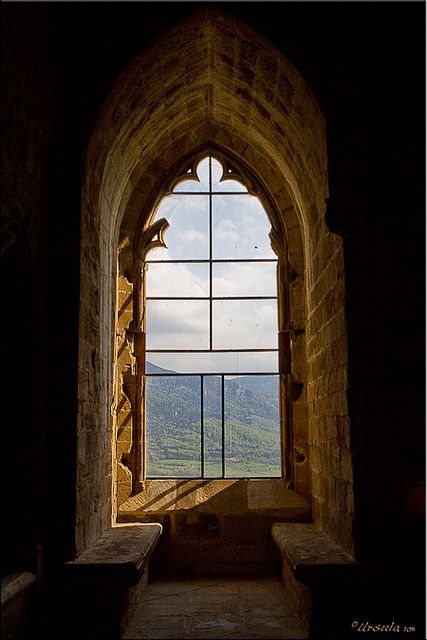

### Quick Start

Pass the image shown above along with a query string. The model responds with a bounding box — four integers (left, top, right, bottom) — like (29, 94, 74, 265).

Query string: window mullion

(209, 155, 213, 351)
(201, 374, 204, 479)
(221, 374, 225, 479)
(141, 154, 282, 480)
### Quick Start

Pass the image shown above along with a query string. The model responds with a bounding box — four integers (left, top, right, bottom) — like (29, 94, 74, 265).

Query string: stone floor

(122, 577, 308, 639)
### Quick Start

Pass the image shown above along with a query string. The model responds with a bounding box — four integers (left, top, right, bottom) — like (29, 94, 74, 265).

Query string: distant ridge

(144, 361, 281, 477)
(145, 361, 176, 375)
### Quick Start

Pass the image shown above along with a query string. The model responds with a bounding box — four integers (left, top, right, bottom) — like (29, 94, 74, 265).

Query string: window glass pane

(143, 154, 282, 480)
(145, 376, 201, 478)
(213, 300, 278, 350)
(146, 351, 278, 375)
(212, 195, 276, 259)
(203, 375, 223, 477)
(225, 375, 281, 478)
(173, 157, 210, 192)
(172, 178, 205, 193)
(146, 262, 209, 298)
(211, 157, 247, 193)
(146, 300, 209, 350)
(213, 262, 277, 297)
(150, 195, 209, 260)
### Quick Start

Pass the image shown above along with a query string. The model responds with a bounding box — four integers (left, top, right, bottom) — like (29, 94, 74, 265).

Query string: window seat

(271, 523, 359, 639)
(64, 523, 162, 640)
(1, 572, 36, 639)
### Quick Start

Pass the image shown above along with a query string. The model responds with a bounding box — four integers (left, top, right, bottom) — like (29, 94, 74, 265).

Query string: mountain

(145, 362, 281, 477)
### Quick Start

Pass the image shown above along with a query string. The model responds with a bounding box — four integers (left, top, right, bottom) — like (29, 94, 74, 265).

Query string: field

(146, 459, 281, 478)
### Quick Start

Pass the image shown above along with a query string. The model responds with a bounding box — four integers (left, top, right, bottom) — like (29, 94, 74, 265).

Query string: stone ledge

(65, 523, 162, 585)
(63, 524, 162, 639)
(1, 572, 36, 607)
(271, 522, 357, 583)
(272, 524, 360, 638)
(1, 572, 37, 640)
(118, 479, 311, 518)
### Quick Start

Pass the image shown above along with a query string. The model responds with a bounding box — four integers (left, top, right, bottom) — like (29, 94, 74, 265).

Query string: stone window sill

(118, 478, 310, 520)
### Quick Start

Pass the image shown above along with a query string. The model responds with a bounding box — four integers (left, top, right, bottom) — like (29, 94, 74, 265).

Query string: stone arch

(78, 7, 352, 555)
(121, 144, 295, 494)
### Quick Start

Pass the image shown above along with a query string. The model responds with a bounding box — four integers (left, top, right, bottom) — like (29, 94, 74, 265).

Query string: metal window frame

(143, 155, 282, 480)
(145, 372, 282, 480)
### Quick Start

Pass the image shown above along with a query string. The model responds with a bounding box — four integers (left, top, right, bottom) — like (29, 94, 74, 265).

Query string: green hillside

(145, 363, 281, 478)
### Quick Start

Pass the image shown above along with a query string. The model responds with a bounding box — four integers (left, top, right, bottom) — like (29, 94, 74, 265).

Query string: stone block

(119, 480, 178, 515)
(117, 481, 132, 506)
(247, 479, 309, 516)
(64, 525, 161, 639)
(172, 513, 222, 540)
(175, 479, 247, 513)
(154, 540, 281, 579)
(1, 573, 36, 640)
(222, 515, 273, 543)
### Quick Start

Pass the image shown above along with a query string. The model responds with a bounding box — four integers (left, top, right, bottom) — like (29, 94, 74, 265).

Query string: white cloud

(213, 262, 276, 297)
(150, 194, 209, 260)
(212, 300, 278, 350)
(146, 262, 208, 297)
(146, 299, 209, 349)
(146, 161, 278, 364)
(212, 195, 275, 259)
(147, 351, 278, 374)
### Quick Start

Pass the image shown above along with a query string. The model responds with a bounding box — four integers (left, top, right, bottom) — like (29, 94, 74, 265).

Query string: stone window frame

(117, 146, 297, 497)
(140, 153, 283, 480)
(78, 7, 354, 553)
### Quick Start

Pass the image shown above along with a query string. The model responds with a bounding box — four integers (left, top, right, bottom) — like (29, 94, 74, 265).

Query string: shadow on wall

(116, 478, 310, 524)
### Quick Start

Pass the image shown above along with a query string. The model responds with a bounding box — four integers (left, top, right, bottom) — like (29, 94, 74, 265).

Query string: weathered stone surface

(74, 4, 353, 561)
(1, 573, 37, 640)
(247, 479, 309, 515)
(119, 480, 178, 514)
(66, 523, 162, 583)
(153, 540, 282, 579)
(175, 479, 247, 513)
(1, 572, 36, 607)
(271, 523, 357, 580)
(272, 523, 361, 639)
(118, 479, 309, 520)
(2, 4, 424, 639)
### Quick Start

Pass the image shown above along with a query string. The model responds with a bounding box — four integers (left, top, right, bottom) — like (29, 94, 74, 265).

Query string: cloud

(145, 156, 278, 366)
(212, 300, 278, 350)
(147, 351, 278, 374)
(146, 299, 209, 349)
(146, 295, 278, 352)
(146, 262, 209, 297)
(212, 195, 275, 259)
(213, 262, 276, 297)
(150, 194, 209, 260)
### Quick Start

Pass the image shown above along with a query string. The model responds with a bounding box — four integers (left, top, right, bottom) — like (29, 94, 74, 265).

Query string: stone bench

(272, 523, 359, 639)
(64, 523, 162, 640)
(1, 572, 37, 639)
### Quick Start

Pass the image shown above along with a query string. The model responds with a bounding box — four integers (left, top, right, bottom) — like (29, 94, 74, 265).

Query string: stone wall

(76, 190, 115, 554)
(118, 479, 310, 578)
(307, 225, 352, 550)
(1, 4, 81, 579)
(1, 6, 51, 576)
(2, 1, 424, 635)
(2, 3, 424, 633)
(90, 8, 352, 551)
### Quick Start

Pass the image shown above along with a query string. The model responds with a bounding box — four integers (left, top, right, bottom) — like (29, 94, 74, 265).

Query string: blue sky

(145, 157, 279, 374)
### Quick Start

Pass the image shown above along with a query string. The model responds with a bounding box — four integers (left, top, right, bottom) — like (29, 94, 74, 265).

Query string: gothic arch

(78, 7, 353, 554)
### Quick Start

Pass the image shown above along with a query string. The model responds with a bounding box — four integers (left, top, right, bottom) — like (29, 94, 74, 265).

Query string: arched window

(135, 155, 282, 479)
